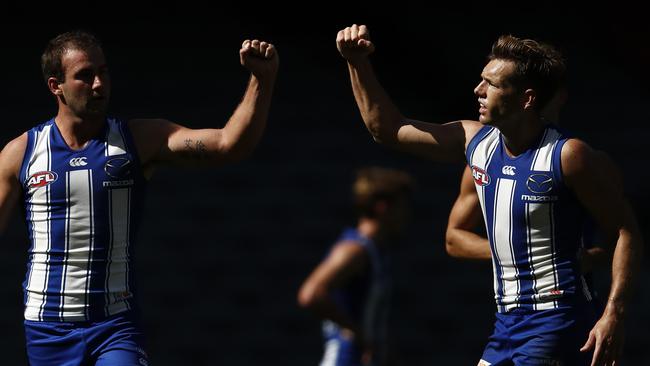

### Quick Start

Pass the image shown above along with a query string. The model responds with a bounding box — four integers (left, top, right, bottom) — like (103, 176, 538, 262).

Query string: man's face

(56, 47, 110, 119)
(473, 59, 524, 127)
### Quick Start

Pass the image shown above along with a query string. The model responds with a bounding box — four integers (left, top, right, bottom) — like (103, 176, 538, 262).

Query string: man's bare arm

(0, 134, 27, 233)
(445, 166, 491, 259)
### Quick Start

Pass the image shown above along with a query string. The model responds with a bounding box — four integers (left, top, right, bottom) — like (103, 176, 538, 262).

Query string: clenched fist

(336, 24, 375, 62)
(240, 39, 279, 80)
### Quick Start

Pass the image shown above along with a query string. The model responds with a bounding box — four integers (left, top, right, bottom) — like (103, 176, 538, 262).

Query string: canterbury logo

(69, 157, 88, 167)
(501, 166, 516, 176)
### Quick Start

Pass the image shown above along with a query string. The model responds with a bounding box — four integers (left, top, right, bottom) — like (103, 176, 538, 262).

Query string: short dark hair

(489, 35, 566, 111)
(353, 167, 414, 218)
(41, 30, 103, 82)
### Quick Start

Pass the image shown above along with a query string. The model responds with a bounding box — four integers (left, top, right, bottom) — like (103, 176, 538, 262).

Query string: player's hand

(580, 309, 625, 366)
(240, 39, 279, 80)
(336, 24, 375, 63)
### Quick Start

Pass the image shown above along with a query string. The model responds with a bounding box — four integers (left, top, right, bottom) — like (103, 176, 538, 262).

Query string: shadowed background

(1, 5, 648, 365)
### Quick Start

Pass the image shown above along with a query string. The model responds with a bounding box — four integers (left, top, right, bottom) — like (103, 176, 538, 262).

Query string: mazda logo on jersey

(104, 157, 132, 179)
(471, 165, 490, 186)
(526, 174, 554, 193)
(26, 171, 58, 189)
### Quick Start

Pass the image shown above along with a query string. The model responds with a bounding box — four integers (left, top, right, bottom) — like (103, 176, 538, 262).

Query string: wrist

(345, 55, 371, 67)
(604, 297, 626, 317)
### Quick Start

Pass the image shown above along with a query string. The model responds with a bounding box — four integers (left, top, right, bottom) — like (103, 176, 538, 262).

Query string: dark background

(1, 5, 648, 365)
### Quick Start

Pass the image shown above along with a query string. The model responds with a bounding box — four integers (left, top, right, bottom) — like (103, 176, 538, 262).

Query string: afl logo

(471, 165, 491, 186)
(526, 174, 554, 193)
(104, 158, 132, 179)
(26, 171, 58, 189)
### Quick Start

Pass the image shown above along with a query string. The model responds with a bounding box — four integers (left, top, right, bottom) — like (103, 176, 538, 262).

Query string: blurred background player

(298, 167, 414, 366)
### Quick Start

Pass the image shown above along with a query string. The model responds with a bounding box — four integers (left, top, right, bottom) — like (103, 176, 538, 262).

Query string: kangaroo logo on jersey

(526, 174, 553, 193)
(502, 165, 516, 176)
(69, 157, 88, 167)
(26, 171, 58, 189)
(104, 157, 131, 179)
(471, 165, 491, 186)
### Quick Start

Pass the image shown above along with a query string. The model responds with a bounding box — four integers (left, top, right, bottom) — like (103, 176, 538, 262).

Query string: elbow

(445, 241, 460, 258)
(216, 138, 255, 164)
(297, 285, 322, 310)
(445, 231, 460, 258)
(367, 121, 400, 147)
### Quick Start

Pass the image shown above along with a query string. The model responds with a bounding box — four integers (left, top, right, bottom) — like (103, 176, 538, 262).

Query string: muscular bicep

(445, 166, 491, 259)
(393, 119, 482, 163)
(447, 166, 483, 230)
(129, 119, 228, 170)
(562, 140, 626, 239)
(0, 134, 27, 233)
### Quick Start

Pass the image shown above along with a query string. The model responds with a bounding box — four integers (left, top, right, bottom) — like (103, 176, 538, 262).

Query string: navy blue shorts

(479, 304, 598, 366)
(24, 311, 148, 366)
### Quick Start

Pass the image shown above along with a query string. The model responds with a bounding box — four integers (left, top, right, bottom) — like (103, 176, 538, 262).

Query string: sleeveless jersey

(20, 117, 145, 322)
(321, 228, 391, 364)
(466, 124, 593, 313)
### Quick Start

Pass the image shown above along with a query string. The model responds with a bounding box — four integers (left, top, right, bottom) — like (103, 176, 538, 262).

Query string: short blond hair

(353, 167, 414, 217)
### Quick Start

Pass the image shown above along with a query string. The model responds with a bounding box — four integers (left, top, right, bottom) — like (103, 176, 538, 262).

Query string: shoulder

(560, 138, 602, 187)
(128, 118, 179, 163)
(460, 120, 483, 132)
(2, 133, 28, 154)
(329, 240, 369, 263)
(460, 120, 484, 140)
(0, 133, 28, 178)
(560, 138, 594, 169)
(325, 239, 370, 274)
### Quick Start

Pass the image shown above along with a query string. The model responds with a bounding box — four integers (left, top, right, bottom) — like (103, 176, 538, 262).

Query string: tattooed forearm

(183, 139, 207, 159)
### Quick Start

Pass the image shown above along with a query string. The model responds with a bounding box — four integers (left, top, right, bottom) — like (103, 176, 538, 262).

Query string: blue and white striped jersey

(19, 117, 145, 322)
(466, 124, 593, 313)
(321, 228, 391, 364)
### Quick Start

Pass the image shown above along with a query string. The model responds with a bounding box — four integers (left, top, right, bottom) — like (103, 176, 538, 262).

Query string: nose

(92, 75, 103, 91)
(474, 80, 486, 97)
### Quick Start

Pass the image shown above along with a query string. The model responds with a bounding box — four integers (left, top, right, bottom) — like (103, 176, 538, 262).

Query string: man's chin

(479, 115, 496, 126)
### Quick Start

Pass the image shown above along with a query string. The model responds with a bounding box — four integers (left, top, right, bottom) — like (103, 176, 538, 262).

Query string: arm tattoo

(183, 139, 207, 160)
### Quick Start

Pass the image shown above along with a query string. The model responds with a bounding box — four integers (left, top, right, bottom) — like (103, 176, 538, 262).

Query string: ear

(47, 77, 63, 97)
(523, 89, 536, 111)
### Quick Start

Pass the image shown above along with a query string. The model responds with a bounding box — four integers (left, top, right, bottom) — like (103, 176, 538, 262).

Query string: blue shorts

(479, 304, 598, 366)
(24, 311, 149, 366)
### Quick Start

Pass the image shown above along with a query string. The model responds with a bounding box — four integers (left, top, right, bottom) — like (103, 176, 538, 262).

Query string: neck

(499, 114, 546, 157)
(55, 109, 105, 150)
